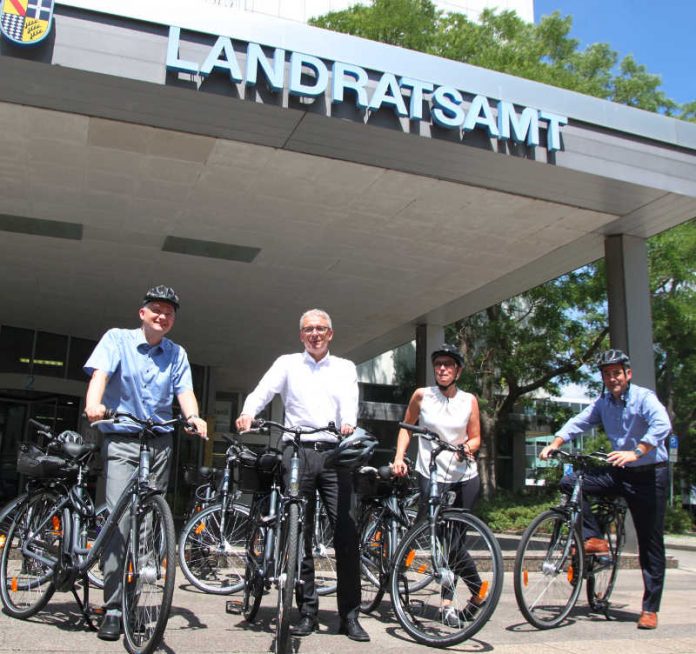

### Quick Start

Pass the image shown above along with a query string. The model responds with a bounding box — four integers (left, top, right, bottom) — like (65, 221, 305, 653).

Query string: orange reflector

(11, 577, 18, 592)
(0, 534, 6, 549)
(194, 522, 206, 535)
(478, 580, 489, 601)
(87, 542, 93, 549)
(404, 550, 416, 568)
(523, 569, 529, 586)
(127, 561, 134, 584)
(52, 515, 62, 535)
(567, 565, 574, 583)
(417, 563, 428, 574)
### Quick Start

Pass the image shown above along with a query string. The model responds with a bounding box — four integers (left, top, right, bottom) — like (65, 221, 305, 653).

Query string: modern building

(1, 0, 694, 508)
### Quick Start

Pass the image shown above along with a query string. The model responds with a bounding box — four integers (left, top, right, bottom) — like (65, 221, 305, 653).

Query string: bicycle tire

(359, 506, 388, 613)
(84, 503, 109, 589)
(122, 494, 176, 654)
(390, 511, 503, 647)
(242, 523, 266, 622)
(0, 493, 27, 539)
(0, 491, 58, 618)
(178, 501, 250, 594)
(275, 502, 300, 654)
(586, 505, 624, 612)
(314, 505, 337, 596)
(514, 509, 584, 629)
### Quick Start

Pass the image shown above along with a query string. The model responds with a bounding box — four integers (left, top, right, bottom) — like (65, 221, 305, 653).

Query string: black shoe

(339, 618, 370, 642)
(290, 615, 319, 636)
(97, 613, 121, 641)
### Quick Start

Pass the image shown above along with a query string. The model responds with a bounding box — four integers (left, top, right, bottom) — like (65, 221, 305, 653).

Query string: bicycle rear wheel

(359, 507, 388, 613)
(390, 511, 503, 647)
(242, 523, 266, 623)
(178, 501, 250, 594)
(514, 509, 584, 629)
(275, 502, 300, 654)
(122, 494, 176, 654)
(314, 504, 337, 596)
(586, 503, 624, 613)
(0, 491, 58, 618)
(85, 503, 109, 589)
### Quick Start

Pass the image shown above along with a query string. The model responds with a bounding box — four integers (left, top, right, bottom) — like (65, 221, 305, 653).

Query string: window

(33, 331, 68, 378)
(67, 337, 97, 381)
(0, 326, 34, 374)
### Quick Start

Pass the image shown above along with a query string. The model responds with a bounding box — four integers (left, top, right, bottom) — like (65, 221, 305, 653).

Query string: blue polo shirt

(84, 328, 193, 434)
(555, 383, 671, 466)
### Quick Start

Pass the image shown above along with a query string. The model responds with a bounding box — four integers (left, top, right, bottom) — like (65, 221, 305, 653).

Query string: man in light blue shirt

(540, 349, 671, 630)
(84, 285, 207, 641)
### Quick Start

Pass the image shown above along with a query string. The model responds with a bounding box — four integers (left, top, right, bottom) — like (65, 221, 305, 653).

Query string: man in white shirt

(236, 309, 368, 641)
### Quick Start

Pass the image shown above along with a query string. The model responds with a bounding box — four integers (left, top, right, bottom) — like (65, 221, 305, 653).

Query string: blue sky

(534, 0, 695, 106)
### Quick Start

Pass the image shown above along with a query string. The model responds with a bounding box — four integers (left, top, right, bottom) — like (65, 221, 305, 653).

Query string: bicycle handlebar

(548, 449, 609, 466)
(398, 421, 469, 458)
(90, 410, 188, 433)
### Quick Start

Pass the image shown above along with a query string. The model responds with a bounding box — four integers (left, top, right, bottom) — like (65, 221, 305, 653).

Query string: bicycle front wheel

(275, 502, 300, 654)
(122, 494, 176, 654)
(390, 511, 503, 647)
(0, 491, 58, 618)
(178, 501, 250, 594)
(514, 509, 584, 629)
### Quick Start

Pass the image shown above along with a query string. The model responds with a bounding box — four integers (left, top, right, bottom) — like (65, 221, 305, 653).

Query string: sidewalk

(1, 547, 695, 653)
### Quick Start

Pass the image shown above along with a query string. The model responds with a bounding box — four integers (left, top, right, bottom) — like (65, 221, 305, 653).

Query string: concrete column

(604, 234, 655, 554)
(604, 234, 656, 390)
(415, 323, 445, 388)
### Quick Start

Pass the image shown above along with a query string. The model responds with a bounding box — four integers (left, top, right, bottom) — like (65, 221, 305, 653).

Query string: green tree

(311, 2, 690, 119)
(312, 1, 696, 495)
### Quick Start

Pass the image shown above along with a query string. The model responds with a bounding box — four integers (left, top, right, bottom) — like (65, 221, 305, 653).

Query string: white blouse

(415, 386, 478, 483)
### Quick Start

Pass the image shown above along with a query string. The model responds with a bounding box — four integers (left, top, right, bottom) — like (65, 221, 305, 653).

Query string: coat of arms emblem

(0, 0, 54, 46)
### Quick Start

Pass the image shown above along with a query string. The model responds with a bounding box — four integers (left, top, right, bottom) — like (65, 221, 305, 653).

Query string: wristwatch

(633, 447, 644, 458)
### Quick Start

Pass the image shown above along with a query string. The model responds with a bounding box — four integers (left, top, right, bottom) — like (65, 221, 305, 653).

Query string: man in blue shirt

(540, 349, 671, 630)
(83, 285, 207, 641)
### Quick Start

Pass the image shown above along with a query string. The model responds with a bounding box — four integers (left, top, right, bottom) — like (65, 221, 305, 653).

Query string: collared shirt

(241, 350, 358, 442)
(84, 327, 193, 434)
(555, 383, 671, 466)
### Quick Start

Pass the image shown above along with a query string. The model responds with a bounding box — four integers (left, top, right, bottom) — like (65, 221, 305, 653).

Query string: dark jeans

(416, 473, 482, 599)
(560, 463, 668, 612)
(282, 446, 361, 621)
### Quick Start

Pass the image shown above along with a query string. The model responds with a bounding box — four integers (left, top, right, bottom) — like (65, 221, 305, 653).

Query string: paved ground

(1, 542, 695, 653)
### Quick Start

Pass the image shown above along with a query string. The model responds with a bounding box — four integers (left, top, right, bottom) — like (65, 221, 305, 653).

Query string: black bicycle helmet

(143, 285, 180, 310)
(325, 428, 378, 469)
(597, 349, 631, 370)
(431, 344, 464, 368)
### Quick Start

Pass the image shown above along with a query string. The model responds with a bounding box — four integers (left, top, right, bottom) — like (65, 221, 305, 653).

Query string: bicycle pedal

(226, 599, 243, 615)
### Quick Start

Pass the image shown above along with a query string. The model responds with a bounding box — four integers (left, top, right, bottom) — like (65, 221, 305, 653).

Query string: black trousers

(560, 463, 668, 612)
(282, 446, 361, 621)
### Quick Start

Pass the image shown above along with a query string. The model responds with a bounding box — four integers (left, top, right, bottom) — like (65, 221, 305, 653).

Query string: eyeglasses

(433, 359, 456, 369)
(145, 306, 175, 319)
(301, 325, 330, 335)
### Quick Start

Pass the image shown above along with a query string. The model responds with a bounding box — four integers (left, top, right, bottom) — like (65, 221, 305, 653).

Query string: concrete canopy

(0, 1, 695, 393)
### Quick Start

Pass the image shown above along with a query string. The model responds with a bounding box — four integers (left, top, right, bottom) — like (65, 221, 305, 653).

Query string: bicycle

(0, 421, 109, 590)
(230, 419, 339, 654)
(178, 435, 251, 594)
(513, 449, 627, 629)
(0, 411, 183, 654)
(389, 422, 504, 647)
(355, 462, 416, 613)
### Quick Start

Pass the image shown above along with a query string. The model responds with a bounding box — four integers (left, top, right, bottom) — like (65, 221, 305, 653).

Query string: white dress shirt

(241, 350, 359, 442)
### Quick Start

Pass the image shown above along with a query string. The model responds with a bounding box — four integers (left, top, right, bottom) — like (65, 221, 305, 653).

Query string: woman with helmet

(392, 343, 482, 622)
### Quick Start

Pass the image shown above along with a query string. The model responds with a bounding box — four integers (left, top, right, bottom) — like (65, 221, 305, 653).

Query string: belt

(298, 441, 338, 452)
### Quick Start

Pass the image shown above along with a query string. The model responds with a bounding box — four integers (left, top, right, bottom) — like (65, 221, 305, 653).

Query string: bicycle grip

(29, 417, 52, 433)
